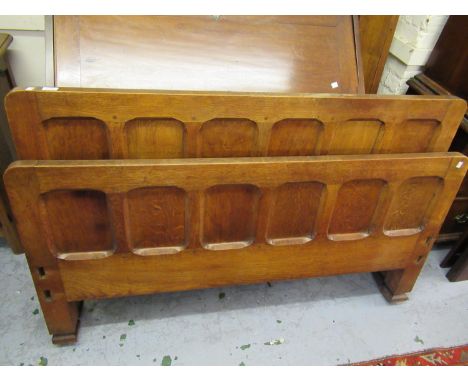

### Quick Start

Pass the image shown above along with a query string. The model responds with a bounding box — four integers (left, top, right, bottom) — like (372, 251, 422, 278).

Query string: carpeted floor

(351, 344, 468, 365)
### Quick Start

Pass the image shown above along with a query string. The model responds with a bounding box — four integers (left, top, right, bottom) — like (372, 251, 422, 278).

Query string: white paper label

(331, 81, 339, 89)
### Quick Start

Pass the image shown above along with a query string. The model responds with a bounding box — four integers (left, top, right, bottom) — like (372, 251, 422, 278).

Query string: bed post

(376, 156, 467, 303)
(4, 165, 82, 344)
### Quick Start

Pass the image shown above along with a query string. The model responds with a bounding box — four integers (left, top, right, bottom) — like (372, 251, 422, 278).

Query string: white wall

(378, 15, 448, 95)
(0, 16, 47, 87)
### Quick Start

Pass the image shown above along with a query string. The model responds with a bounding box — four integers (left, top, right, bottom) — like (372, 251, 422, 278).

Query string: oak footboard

(4, 153, 466, 343)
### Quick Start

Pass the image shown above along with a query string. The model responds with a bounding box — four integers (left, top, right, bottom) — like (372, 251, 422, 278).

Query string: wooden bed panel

(127, 186, 187, 255)
(328, 179, 387, 240)
(266, 181, 324, 245)
(42, 117, 110, 159)
(6, 89, 466, 160)
(5, 153, 466, 303)
(359, 16, 399, 94)
(5, 153, 465, 342)
(43, 190, 113, 260)
(125, 119, 185, 159)
(53, 16, 362, 93)
(61, 236, 416, 301)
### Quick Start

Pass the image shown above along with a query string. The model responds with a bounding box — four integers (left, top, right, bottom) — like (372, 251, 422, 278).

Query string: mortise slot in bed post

(37, 267, 46, 278)
(43, 290, 53, 302)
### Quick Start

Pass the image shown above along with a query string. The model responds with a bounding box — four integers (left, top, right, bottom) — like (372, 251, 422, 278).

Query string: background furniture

(359, 15, 399, 94)
(424, 16, 467, 100)
(0, 33, 21, 253)
(53, 16, 365, 93)
(441, 228, 468, 282)
(406, 16, 468, 243)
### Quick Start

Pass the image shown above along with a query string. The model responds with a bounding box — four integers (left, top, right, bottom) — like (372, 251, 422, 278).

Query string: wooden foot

(52, 331, 78, 345)
(51, 301, 82, 345)
(49, 301, 83, 345)
(25, 255, 83, 345)
(373, 272, 409, 304)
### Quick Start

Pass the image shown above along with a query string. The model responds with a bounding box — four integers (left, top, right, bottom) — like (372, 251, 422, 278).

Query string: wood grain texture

(42, 118, 109, 159)
(266, 181, 324, 245)
(328, 179, 386, 240)
(6, 88, 466, 161)
(359, 16, 399, 94)
(41, 190, 113, 257)
(53, 16, 362, 93)
(5, 153, 466, 305)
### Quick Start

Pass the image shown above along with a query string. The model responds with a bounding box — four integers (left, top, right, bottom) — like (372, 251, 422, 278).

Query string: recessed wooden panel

(41, 190, 113, 257)
(391, 119, 440, 153)
(43, 118, 109, 159)
(127, 187, 187, 255)
(267, 182, 325, 245)
(202, 184, 260, 250)
(327, 120, 383, 154)
(328, 179, 387, 240)
(6, 89, 465, 161)
(268, 119, 323, 156)
(125, 118, 185, 159)
(384, 177, 443, 236)
(200, 119, 257, 157)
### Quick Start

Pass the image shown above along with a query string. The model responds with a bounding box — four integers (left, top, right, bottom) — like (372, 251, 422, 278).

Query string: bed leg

(25, 256, 83, 344)
(373, 254, 428, 304)
(32, 281, 83, 344)
(49, 301, 83, 345)
(40, 298, 83, 345)
(373, 271, 409, 303)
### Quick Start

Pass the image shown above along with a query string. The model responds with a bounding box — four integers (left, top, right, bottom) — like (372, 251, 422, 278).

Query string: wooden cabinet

(424, 16, 468, 100)
(0, 33, 21, 253)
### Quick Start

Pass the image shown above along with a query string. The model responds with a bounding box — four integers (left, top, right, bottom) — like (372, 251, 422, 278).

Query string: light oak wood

(4, 153, 466, 342)
(53, 16, 363, 93)
(6, 88, 466, 160)
(359, 16, 399, 94)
